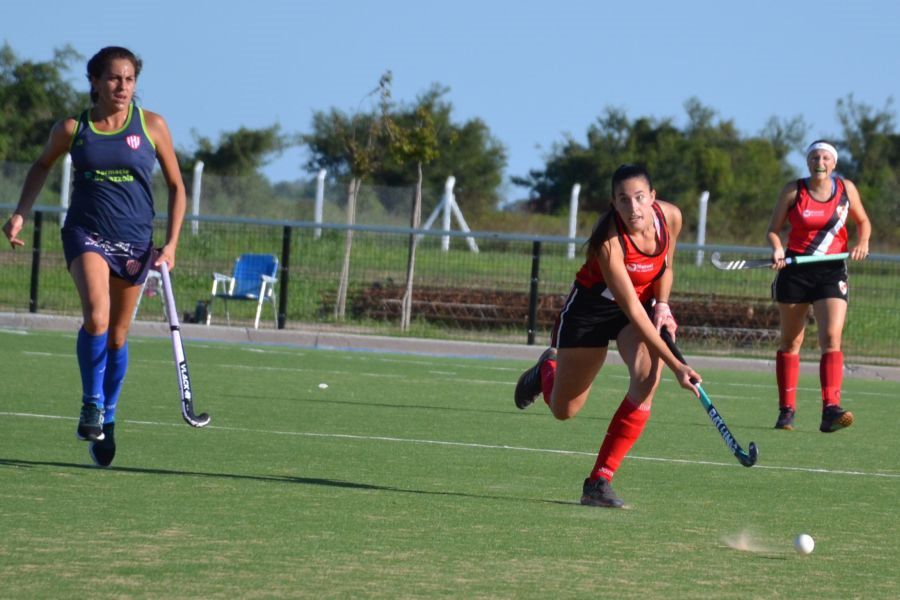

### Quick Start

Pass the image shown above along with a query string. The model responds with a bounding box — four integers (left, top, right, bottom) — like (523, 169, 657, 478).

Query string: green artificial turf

(1, 329, 897, 598)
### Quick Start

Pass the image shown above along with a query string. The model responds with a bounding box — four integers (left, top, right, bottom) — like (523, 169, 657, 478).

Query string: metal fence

(1, 206, 898, 365)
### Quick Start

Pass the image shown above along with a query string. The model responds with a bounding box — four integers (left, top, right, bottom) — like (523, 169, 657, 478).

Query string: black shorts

(61, 225, 155, 285)
(772, 258, 848, 304)
(552, 282, 653, 348)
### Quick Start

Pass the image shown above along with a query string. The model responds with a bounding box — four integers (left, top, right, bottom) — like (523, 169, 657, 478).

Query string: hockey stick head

(709, 252, 728, 269)
(183, 410, 211, 428)
(710, 252, 773, 270)
(662, 329, 760, 469)
(736, 442, 759, 467)
(176, 353, 211, 428)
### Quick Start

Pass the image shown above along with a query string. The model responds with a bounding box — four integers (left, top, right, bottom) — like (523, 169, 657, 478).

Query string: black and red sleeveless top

(575, 201, 669, 303)
(786, 177, 850, 256)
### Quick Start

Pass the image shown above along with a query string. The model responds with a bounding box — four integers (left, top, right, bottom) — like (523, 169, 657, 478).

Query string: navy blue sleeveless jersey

(65, 103, 157, 243)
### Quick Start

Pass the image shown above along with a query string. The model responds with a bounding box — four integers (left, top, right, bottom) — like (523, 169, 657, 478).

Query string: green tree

(188, 125, 288, 176)
(174, 125, 293, 219)
(0, 44, 83, 162)
(835, 95, 900, 248)
(761, 115, 808, 162)
(304, 84, 506, 215)
(306, 72, 393, 319)
(513, 99, 799, 244)
(382, 87, 442, 330)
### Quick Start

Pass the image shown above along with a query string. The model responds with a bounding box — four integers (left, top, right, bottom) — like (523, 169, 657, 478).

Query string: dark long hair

(86, 46, 142, 104)
(585, 164, 654, 259)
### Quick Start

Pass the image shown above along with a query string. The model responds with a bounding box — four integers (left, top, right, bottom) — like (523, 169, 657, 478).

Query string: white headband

(806, 142, 838, 163)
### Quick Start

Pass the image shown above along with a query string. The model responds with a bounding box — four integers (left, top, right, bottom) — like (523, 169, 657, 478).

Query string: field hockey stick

(710, 251, 849, 271)
(660, 328, 757, 467)
(158, 262, 211, 428)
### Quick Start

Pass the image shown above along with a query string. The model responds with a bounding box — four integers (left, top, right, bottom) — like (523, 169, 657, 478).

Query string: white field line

(18, 351, 896, 399)
(2, 411, 898, 479)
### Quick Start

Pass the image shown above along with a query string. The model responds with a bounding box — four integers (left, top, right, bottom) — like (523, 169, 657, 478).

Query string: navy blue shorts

(61, 226, 154, 285)
(772, 258, 849, 304)
(552, 282, 653, 348)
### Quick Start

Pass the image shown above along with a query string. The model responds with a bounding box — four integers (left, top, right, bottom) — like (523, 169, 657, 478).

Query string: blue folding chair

(208, 253, 279, 329)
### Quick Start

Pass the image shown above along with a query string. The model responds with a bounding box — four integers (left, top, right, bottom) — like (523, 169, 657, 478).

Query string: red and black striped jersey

(786, 177, 850, 256)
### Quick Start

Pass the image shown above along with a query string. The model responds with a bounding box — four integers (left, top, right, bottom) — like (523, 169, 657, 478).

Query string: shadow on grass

(0, 457, 583, 507)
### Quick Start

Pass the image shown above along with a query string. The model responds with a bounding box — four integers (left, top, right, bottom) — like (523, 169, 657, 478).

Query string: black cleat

(76, 404, 105, 442)
(820, 405, 854, 433)
(514, 348, 556, 409)
(775, 407, 795, 430)
(580, 477, 625, 508)
(89, 423, 116, 467)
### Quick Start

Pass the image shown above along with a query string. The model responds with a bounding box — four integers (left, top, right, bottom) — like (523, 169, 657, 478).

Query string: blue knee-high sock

(77, 327, 108, 408)
(103, 342, 128, 424)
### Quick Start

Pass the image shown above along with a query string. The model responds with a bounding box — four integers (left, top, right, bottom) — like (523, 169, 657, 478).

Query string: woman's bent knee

(549, 395, 586, 421)
(550, 406, 575, 421)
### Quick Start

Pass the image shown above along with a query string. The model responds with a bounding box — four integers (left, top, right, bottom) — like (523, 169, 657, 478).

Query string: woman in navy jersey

(514, 164, 701, 508)
(2, 47, 186, 466)
(766, 140, 870, 433)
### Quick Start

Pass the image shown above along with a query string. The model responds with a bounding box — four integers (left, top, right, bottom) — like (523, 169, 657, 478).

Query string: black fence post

(277, 225, 291, 329)
(29, 211, 43, 313)
(526, 240, 542, 345)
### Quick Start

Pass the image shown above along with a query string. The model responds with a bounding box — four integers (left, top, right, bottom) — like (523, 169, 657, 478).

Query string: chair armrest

(211, 273, 235, 296)
(261, 275, 277, 284)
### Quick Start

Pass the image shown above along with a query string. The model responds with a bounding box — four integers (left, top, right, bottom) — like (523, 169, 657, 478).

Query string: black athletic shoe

(514, 348, 556, 409)
(820, 405, 854, 433)
(89, 423, 116, 468)
(774, 407, 795, 430)
(580, 477, 625, 508)
(76, 404, 105, 442)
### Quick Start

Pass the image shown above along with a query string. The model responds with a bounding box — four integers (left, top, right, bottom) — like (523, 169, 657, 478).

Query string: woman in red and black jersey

(514, 164, 701, 508)
(766, 140, 871, 433)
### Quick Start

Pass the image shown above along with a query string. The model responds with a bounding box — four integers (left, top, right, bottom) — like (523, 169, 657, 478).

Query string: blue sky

(5, 0, 899, 200)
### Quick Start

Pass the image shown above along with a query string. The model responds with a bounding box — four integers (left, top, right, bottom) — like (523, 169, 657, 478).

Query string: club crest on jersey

(125, 259, 141, 275)
(126, 134, 141, 150)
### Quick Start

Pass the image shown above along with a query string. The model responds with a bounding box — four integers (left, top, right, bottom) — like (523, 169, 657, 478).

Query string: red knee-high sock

(776, 351, 799, 410)
(589, 396, 651, 482)
(540, 356, 557, 406)
(820, 351, 843, 407)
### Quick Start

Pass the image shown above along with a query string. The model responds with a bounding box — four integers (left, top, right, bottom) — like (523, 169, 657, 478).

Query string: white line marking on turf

(241, 348, 303, 357)
(17, 349, 896, 399)
(2, 411, 897, 479)
(0, 328, 29, 335)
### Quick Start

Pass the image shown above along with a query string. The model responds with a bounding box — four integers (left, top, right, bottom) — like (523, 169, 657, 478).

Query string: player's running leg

(814, 299, 853, 433)
(775, 302, 808, 430)
(581, 325, 660, 508)
(90, 278, 143, 465)
(70, 253, 112, 442)
(775, 350, 799, 429)
(76, 326, 107, 441)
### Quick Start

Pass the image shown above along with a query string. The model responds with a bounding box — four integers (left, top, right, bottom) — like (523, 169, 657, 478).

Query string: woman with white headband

(765, 139, 871, 433)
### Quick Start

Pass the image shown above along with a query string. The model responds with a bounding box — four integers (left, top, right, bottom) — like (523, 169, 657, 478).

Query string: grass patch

(1, 330, 897, 598)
